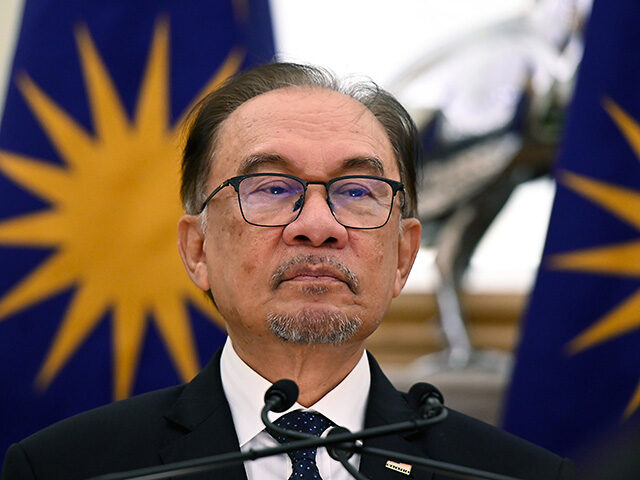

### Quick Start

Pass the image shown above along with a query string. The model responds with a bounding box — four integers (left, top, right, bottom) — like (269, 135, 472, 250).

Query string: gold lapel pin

(385, 460, 412, 475)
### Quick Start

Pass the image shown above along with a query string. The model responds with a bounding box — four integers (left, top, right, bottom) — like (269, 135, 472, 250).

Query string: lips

(281, 266, 348, 285)
(270, 255, 359, 294)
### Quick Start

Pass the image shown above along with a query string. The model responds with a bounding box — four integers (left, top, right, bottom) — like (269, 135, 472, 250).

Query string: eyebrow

(342, 156, 385, 176)
(237, 154, 386, 177)
(237, 154, 287, 175)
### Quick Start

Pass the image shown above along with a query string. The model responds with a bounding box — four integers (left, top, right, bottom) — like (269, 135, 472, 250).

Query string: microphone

(264, 379, 299, 413)
(88, 379, 522, 480)
(408, 382, 445, 419)
(261, 381, 368, 480)
(261, 379, 310, 442)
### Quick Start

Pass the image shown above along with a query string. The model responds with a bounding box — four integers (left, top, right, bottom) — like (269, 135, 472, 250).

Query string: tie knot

(273, 410, 333, 443)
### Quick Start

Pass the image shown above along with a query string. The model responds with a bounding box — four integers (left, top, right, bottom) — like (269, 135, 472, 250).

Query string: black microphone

(408, 383, 445, 419)
(264, 379, 299, 413)
(261, 380, 368, 480)
(89, 379, 522, 480)
(261, 379, 311, 443)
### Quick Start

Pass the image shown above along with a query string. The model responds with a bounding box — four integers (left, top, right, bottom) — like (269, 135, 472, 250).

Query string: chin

(266, 307, 363, 345)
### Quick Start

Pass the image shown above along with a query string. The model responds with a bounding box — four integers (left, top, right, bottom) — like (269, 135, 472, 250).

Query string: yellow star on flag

(550, 98, 640, 418)
(0, 20, 243, 400)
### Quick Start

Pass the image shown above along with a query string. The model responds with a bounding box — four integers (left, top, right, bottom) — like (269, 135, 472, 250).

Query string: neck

(230, 337, 365, 406)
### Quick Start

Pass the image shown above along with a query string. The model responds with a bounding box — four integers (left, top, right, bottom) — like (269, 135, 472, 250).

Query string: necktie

(272, 410, 333, 480)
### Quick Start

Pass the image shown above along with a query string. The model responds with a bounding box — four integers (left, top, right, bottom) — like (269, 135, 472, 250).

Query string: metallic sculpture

(389, 0, 592, 374)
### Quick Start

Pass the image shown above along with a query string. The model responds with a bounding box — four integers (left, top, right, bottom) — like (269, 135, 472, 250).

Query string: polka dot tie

(272, 410, 334, 480)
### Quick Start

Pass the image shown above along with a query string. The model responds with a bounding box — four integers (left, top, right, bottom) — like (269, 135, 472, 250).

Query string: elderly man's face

(179, 87, 420, 351)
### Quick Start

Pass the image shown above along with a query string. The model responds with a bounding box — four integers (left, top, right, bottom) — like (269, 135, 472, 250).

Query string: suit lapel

(159, 350, 248, 480)
(359, 353, 434, 480)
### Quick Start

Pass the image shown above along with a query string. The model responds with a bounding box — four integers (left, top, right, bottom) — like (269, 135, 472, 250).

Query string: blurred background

(1, 0, 639, 473)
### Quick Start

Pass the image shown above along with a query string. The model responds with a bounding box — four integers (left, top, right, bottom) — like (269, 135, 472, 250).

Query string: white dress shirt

(220, 338, 371, 480)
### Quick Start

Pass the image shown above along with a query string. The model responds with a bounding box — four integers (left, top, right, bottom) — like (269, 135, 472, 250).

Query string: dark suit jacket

(1, 351, 576, 480)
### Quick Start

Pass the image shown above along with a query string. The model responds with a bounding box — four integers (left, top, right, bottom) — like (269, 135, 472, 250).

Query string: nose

(282, 186, 348, 248)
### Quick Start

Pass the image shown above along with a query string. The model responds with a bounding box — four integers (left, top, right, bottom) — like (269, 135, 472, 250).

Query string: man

(1, 63, 576, 480)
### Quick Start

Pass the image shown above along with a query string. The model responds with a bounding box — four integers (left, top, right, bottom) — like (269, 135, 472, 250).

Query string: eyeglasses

(199, 173, 405, 229)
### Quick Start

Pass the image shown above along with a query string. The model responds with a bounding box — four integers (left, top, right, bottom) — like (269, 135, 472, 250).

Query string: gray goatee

(267, 309, 362, 345)
(268, 254, 362, 344)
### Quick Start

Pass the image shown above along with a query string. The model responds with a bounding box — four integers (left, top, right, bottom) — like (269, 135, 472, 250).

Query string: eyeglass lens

(237, 175, 394, 228)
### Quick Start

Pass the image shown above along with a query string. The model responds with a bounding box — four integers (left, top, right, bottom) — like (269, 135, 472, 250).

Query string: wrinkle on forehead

(238, 153, 385, 177)
(211, 86, 397, 183)
(234, 89, 376, 134)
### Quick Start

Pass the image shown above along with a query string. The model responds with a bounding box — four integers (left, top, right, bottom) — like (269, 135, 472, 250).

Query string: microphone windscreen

(265, 379, 299, 412)
(408, 382, 444, 409)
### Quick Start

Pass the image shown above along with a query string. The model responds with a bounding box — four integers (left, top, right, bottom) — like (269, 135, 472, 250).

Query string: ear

(393, 217, 421, 298)
(177, 215, 211, 291)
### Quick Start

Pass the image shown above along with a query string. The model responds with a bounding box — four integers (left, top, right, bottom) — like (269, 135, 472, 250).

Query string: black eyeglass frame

(199, 172, 405, 230)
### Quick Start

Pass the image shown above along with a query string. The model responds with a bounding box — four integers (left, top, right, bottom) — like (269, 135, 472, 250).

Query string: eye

(245, 177, 302, 198)
(334, 182, 372, 199)
(262, 184, 289, 195)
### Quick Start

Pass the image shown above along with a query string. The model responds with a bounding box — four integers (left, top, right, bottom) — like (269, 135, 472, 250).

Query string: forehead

(210, 87, 398, 181)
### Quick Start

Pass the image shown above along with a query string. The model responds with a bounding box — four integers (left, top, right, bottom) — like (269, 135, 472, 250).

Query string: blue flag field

(503, 0, 640, 457)
(0, 0, 274, 459)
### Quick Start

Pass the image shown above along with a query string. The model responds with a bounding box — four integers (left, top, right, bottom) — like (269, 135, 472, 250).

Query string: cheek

(206, 210, 245, 287)
(352, 234, 398, 299)
(211, 219, 280, 293)
(374, 248, 398, 294)
(370, 232, 398, 272)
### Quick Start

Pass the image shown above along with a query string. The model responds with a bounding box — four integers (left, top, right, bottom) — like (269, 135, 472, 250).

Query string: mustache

(270, 255, 360, 294)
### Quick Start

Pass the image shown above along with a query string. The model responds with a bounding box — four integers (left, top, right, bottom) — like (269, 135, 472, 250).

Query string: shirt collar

(220, 337, 371, 447)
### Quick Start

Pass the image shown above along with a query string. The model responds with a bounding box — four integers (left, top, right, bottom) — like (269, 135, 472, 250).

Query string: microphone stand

(262, 404, 525, 480)
(325, 427, 369, 480)
(260, 410, 370, 480)
(89, 408, 448, 480)
(90, 405, 524, 480)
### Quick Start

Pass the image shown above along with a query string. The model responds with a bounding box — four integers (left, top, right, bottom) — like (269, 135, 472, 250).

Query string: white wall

(0, 0, 25, 129)
(270, 0, 552, 294)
